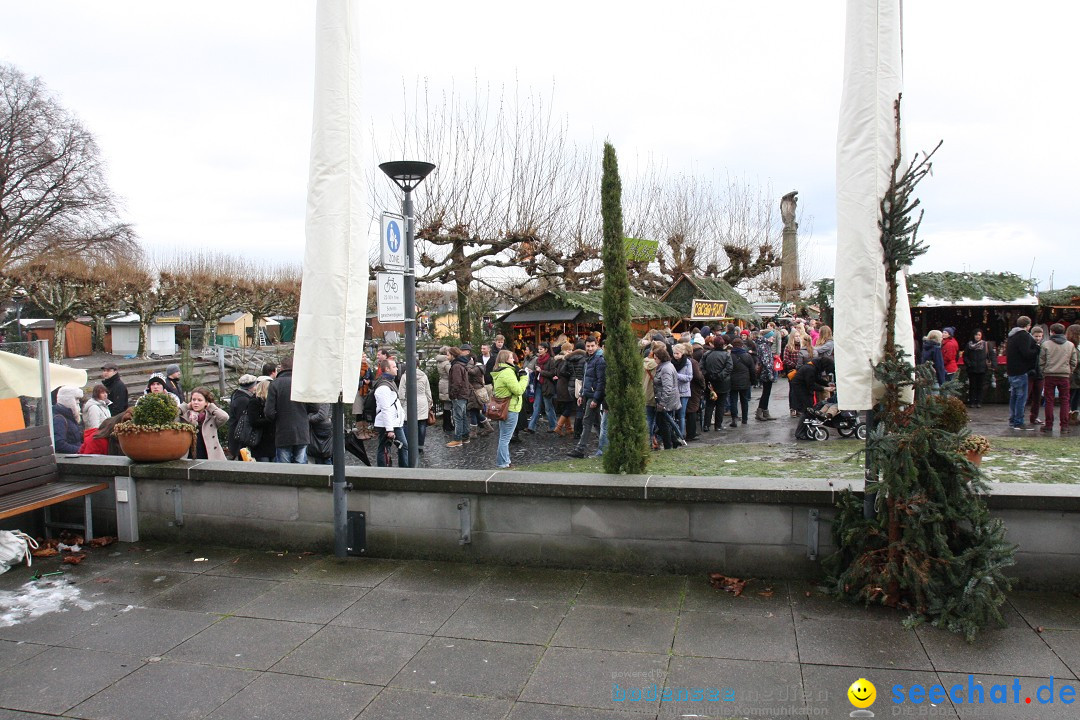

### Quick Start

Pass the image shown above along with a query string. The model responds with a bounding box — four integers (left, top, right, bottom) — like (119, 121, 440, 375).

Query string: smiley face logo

(847, 678, 876, 709)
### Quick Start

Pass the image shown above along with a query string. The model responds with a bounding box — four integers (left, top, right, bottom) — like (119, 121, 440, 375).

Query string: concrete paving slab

(68, 659, 256, 720)
(472, 566, 587, 603)
(437, 597, 567, 645)
(140, 544, 241, 573)
(66, 606, 215, 657)
(144, 574, 277, 614)
(202, 549, 314, 580)
(1009, 591, 1080, 630)
(357, 687, 513, 720)
(206, 671, 379, 720)
(795, 615, 934, 671)
(0, 640, 46, 672)
(0, 710, 71, 720)
(1037, 630, 1080, 681)
(674, 609, 798, 663)
(332, 587, 465, 635)
(0, 601, 125, 646)
(937, 672, 1079, 719)
(390, 636, 543, 699)
(801, 664, 959, 719)
(917, 624, 1072, 678)
(233, 580, 368, 624)
(663, 655, 805, 719)
(520, 646, 666, 714)
(576, 571, 687, 610)
(0, 646, 142, 715)
(376, 559, 493, 595)
(552, 605, 678, 654)
(165, 616, 320, 670)
(295, 556, 404, 586)
(271, 625, 426, 685)
(75, 567, 195, 605)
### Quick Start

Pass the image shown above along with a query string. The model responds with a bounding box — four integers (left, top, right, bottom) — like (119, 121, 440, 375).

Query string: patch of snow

(0, 579, 101, 627)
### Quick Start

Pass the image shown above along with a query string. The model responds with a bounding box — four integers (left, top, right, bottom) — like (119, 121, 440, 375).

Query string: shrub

(114, 392, 193, 436)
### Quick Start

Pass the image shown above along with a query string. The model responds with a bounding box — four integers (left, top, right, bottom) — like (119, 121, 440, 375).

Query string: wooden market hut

(908, 272, 1038, 348)
(498, 288, 679, 353)
(659, 275, 760, 331)
(1036, 286, 1080, 327)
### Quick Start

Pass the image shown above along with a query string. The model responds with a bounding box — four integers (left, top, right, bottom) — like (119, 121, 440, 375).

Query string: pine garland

(825, 97, 1015, 641)
(599, 143, 650, 474)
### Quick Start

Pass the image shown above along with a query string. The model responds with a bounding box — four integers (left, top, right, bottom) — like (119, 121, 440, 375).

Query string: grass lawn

(524, 437, 1080, 484)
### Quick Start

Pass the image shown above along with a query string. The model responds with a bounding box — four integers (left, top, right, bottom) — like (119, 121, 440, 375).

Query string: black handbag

(309, 428, 333, 459)
(233, 412, 261, 448)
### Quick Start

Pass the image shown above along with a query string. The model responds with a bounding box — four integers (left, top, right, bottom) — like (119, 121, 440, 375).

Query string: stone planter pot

(964, 450, 983, 467)
(118, 428, 194, 462)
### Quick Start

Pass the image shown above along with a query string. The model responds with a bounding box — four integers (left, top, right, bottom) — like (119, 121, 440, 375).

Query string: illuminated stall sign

(689, 299, 729, 321)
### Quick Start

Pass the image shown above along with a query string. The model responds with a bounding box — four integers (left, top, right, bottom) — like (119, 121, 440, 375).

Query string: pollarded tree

(0, 64, 138, 269)
(599, 143, 650, 475)
(162, 252, 246, 348)
(10, 257, 96, 360)
(112, 258, 181, 358)
(238, 264, 302, 346)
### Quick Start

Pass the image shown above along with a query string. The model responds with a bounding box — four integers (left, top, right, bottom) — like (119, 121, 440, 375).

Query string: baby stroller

(796, 400, 867, 442)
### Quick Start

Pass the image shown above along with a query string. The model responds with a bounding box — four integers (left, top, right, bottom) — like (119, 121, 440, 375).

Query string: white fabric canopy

(0, 350, 87, 399)
(834, 0, 916, 410)
(291, 0, 369, 403)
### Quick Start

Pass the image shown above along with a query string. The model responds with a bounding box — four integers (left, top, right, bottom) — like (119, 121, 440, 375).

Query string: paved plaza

(1, 544, 1079, 719)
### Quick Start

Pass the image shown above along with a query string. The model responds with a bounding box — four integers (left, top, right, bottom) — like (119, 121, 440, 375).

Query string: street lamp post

(379, 161, 435, 468)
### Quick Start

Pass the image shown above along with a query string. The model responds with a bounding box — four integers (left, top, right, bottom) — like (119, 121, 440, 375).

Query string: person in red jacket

(941, 327, 960, 381)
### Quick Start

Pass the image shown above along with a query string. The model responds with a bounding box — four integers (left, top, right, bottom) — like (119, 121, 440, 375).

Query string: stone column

(780, 190, 800, 304)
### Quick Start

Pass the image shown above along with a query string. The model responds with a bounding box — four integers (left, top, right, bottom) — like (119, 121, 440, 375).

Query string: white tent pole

(38, 340, 53, 445)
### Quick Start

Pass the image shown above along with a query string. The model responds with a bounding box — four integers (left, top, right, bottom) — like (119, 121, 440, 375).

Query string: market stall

(659, 274, 760, 331)
(498, 288, 679, 353)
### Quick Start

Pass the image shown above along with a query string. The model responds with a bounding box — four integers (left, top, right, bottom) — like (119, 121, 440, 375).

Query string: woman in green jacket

(492, 349, 529, 468)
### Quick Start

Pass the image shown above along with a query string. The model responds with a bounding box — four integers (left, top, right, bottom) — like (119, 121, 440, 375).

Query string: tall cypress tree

(600, 142, 649, 474)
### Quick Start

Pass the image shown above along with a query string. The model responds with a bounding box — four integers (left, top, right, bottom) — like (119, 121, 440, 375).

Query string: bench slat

(0, 482, 109, 520)
(0, 446, 57, 475)
(0, 436, 53, 462)
(0, 426, 50, 448)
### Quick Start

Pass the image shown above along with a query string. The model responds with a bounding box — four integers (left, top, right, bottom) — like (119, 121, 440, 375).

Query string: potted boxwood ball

(114, 392, 195, 462)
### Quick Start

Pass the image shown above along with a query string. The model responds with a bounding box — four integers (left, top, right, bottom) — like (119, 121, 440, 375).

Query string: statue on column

(780, 190, 800, 305)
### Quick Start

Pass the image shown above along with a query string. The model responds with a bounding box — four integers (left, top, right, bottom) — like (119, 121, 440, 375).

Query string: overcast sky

(2, 1, 1077, 290)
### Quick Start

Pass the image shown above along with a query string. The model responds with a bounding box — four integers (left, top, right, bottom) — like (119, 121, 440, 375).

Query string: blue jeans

(678, 396, 689, 436)
(596, 410, 609, 455)
(496, 410, 518, 468)
(275, 445, 308, 464)
(377, 427, 409, 467)
(1008, 374, 1029, 427)
(452, 398, 469, 440)
(529, 393, 557, 430)
(645, 405, 657, 441)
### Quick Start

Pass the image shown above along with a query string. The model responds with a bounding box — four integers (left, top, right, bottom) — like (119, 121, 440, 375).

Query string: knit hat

(943, 327, 956, 337)
(147, 373, 167, 389)
(926, 330, 943, 343)
(238, 374, 258, 387)
(701, 326, 711, 335)
(165, 363, 181, 377)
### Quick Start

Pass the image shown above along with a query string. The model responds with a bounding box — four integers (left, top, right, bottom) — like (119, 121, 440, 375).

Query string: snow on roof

(915, 294, 1039, 308)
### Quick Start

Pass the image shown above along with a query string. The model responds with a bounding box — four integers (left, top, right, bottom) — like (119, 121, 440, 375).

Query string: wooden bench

(0, 426, 108, 539)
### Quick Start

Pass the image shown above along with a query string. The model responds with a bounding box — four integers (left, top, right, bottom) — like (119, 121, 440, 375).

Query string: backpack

(363, 389, 378, 423)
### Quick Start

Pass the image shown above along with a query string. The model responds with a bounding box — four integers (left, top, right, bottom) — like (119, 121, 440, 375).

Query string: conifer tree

(599, 143, 649, 474)
(826, 99, 1014, 641)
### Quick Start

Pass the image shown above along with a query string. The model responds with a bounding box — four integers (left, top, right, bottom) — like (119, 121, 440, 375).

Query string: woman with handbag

(491, 350, 529, 469)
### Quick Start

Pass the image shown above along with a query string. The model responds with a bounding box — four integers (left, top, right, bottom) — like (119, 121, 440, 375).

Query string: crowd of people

(50, 313, 1080, 467)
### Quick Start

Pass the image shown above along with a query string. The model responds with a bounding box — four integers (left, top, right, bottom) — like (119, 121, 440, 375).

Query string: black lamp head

(379, 161, 435, 192)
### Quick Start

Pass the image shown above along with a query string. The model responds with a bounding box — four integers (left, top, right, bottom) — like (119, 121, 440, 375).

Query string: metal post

(217, 345, 226, 399)
(863, 406, 876, 519)
(332, 399, 348, 557)
(37, 340, 53, 442)
(403, 190, 419, 468)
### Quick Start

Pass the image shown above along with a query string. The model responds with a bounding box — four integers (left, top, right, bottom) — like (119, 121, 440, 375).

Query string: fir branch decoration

(826, 96, 1015, 642)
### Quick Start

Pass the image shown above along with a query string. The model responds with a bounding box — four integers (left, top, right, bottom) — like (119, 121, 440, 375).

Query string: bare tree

(110, 257, 182, 357)
(161, 252, 246, 348)
(0, 64, 138, 269)
(237, 263, 301, 346)
(10, 257, 96, 359)
(375, 84, 583, 340)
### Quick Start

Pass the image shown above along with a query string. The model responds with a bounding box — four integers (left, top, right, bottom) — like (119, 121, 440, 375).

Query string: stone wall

(55, 456, 1080, 587)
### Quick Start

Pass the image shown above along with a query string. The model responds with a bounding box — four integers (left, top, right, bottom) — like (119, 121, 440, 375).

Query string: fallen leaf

(95, 577, 114, 584)
(758, 588, 775, 598)
(62, 554, 87, 565)
(1036, 626, 1045, 633)
(88, 536, 117, 548)
(709, 573, 749, 597)
(30, 547, 59, 558)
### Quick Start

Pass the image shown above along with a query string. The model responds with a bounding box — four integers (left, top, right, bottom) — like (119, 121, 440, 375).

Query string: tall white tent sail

(834, 0, 916, 410)
(292, 0, 368, 403)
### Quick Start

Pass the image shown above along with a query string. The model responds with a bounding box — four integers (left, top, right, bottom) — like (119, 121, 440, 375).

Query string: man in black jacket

(265, 356, 319, 462)
(1006, 315, 1041, 430)
(568, 338, 606, 458)
(701, 336, 732, 431)
(100, 362, 129, 416)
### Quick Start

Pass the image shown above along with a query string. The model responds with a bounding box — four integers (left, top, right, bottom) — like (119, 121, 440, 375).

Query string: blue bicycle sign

(380, 212, 406, 269)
